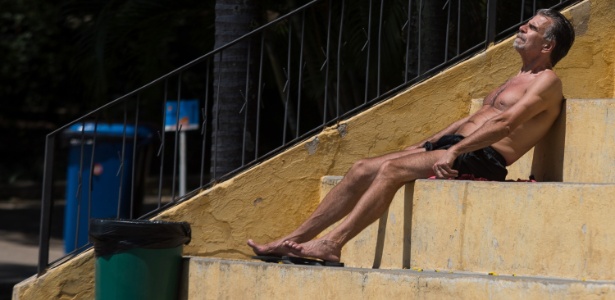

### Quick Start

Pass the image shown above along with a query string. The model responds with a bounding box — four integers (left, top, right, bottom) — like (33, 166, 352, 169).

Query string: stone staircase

(181, 258, 614, 299)
(13, 2, 615, 297)
(179, 99, 615, 299)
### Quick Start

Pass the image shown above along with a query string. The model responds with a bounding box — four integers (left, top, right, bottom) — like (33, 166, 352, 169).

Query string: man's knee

(350, 158, 377, 180)
(376, 160, 402, 179)
(376, 159, 419, 185)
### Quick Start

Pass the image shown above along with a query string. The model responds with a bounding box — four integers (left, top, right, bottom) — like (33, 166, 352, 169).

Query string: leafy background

(0, 0, 565, 185)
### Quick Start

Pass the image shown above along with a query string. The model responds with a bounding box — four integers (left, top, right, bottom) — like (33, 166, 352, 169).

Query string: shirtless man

(248, 8, 575, 263)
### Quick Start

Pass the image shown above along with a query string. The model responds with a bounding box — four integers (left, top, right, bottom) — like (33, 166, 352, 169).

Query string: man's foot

(252, 255, 344, 267)
(247, 239, 295, 257)
(283, 238, 342, 262)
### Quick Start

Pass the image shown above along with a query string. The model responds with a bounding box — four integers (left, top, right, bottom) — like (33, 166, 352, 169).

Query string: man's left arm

(433, 72, 563, 178)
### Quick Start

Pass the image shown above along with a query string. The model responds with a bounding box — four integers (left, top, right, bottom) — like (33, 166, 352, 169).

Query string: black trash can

(63, 123, 154, 253)
(89, 219, 191, 300)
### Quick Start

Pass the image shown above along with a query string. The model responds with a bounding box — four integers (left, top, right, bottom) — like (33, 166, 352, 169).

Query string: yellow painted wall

(13, 1, 614, 298)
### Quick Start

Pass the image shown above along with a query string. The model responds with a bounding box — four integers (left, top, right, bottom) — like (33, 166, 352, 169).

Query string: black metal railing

(37, 0, 579, 274)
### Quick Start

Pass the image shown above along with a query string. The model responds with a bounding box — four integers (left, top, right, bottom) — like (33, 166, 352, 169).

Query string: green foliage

(0, 0, 79, 183)
(65, 0, 215, 107)
(0, 0, 77, 116)
(0, 0, 216, 183)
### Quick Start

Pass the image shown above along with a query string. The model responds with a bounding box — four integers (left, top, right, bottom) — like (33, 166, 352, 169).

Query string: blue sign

(165, 99, 200, 131)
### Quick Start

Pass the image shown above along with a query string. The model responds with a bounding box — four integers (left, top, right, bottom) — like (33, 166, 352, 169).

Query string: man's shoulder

(535, 69, 562, 87)
(529, 70, 563, 98)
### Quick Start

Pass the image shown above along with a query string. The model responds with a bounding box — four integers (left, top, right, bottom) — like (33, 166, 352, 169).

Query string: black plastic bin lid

(89, 219, 191, 257)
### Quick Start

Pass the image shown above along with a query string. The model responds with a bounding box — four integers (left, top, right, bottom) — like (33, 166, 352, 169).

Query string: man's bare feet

(283, 238, 342, 262)
(247, 239, 295, 257)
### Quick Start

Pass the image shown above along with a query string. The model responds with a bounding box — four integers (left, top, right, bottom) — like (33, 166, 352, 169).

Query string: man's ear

(542, 40, 555, 53)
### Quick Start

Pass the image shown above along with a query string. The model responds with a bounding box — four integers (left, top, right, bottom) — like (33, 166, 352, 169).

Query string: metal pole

(200, 58, 211, 187)
(485, 0, 497, 49)
(179, 131, 187, 196)
(171, 75, 182, 199)
(37, 135, 55, 275)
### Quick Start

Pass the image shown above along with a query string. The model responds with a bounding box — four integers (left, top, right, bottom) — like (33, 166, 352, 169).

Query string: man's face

(513, 15, 553, 54)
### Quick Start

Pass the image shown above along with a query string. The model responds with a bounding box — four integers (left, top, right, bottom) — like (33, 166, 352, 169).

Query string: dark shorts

(423, 134, 508, 181)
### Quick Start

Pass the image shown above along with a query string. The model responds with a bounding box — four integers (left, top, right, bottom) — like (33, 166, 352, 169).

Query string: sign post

(165, 99, 199, 196)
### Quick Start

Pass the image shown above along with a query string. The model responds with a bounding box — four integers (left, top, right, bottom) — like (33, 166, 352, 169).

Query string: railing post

(376, 0, 385, 96)
(38, 134, 55, 275)
(130, 96, 141, 217)
(157, 79, 169, 208)
(364, 0, 373, 102)
(485, 0, 497, 49)
(296, 10, 306, 138)
(336, 0, 345, 120)
(171, 75, 183, 200)
(200, 59, 211, 188)
(322, 0, 333, 127)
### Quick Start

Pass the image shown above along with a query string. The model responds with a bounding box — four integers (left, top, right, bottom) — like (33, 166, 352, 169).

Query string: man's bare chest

(483, 77, 534, 110)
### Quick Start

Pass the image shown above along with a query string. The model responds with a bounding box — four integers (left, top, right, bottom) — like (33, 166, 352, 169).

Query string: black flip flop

(252, 255, 344, 267)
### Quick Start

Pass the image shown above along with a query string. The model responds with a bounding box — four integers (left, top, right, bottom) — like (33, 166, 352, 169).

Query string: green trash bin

(89, 219, 191, 300)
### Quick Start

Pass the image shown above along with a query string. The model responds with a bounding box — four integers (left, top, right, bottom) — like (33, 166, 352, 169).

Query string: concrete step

(321, 177, 615, 281)
(411, 179, 615, 281)
(180, 257, 615, 300)
(472, 99, 615, 183)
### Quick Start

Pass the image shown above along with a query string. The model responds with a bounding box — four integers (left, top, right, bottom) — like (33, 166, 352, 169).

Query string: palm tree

(210, 0, 258, 177)
(415, 0, 448, 75)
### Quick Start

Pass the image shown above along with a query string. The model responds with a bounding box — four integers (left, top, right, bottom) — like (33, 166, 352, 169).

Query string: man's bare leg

(284, 149, 446, 262)
(247, 148, 427, 256)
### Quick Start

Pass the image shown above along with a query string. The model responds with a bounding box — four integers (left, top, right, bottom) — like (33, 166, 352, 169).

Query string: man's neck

(519, 56, 553, 74)
(519, 65, 552, 74)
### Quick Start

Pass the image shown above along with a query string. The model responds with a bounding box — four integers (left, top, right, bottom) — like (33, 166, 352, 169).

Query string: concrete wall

(410, 180, 615, 280)
(13, 1, 614, 298)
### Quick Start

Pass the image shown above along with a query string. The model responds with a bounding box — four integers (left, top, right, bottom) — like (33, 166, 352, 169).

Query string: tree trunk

(407, 0, 448, 78)
(420, 0, 447, 73)
(211, 0, 257, 177)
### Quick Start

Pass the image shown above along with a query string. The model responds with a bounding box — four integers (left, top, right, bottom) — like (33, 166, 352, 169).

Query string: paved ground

(0, 199, 64, 300)
(0, 192, 168, 299)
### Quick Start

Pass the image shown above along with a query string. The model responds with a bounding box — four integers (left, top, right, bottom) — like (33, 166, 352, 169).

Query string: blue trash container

(63, 123, 153, 253)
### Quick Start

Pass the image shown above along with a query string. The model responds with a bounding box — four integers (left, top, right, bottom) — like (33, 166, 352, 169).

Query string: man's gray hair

(537, 8, 575, 67)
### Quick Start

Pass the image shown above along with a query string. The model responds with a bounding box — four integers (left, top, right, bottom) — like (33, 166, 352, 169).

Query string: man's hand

(433, 150, 459, 178)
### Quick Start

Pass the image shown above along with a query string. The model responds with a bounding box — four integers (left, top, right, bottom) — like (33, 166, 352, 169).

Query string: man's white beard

(513, 39, 524, 50)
